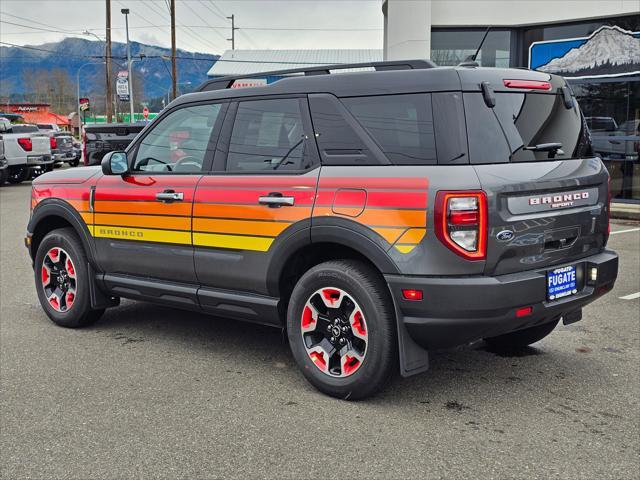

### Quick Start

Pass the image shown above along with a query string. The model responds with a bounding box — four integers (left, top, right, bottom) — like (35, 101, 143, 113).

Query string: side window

(226, 98, 311, 172)
(342, 94, 437, 165)
(133, 103, 222, 173)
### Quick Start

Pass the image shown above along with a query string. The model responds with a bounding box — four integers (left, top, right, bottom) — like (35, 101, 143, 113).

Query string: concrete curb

(611, 202, 640, 221)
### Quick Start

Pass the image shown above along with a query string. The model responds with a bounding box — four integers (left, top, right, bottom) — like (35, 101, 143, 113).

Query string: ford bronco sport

(26, 60, 618, 399)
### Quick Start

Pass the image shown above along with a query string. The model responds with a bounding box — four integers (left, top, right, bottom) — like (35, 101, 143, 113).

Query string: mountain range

(538, 25, 640, 77)
(0, 37, 219, 100)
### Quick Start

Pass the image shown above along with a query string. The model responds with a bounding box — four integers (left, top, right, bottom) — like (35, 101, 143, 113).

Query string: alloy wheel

(41, 247, 77, 313)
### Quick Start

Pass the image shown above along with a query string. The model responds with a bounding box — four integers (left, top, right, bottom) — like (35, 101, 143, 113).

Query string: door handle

(258, 192, 295, 208)
(156, 189, 184, 203)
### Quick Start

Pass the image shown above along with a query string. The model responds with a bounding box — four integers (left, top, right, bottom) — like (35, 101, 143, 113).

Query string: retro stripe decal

(193, 232, 274, 252)
(91, 225, 192, 245)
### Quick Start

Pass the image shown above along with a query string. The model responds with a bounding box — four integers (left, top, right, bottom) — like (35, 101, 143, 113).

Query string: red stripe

(195, 188, 315, 205)
(315, 190, 427, 209)
(198, 176, 317, 188)
(95, 188, 196, 202)
(319, 177, 428, 190)
(99, 175, 201, 188)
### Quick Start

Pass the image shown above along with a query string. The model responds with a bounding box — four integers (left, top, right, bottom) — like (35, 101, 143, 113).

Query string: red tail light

(17, 137, 32, 151)
(503, 79, 551, 90)
(402, 289, 423, 301)
(50, 136, 57, 149)
(435, 191, 487, 260)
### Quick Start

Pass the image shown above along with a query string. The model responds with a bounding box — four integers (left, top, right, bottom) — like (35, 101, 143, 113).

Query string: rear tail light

(50, 136, 57, 149)
(435, 191, 487, 260)
(503, 79, 551, 90)
(17, 137, 32, 151)
(606, 176, 612, 242)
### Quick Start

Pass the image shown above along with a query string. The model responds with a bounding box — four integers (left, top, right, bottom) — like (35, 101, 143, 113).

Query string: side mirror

(101, 151, 129, 175)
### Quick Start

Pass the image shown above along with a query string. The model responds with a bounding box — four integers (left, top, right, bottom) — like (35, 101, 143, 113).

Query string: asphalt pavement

(1, 179, 639, 479)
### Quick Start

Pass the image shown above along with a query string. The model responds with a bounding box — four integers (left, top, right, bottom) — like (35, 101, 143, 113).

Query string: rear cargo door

(463, 79, 609, 276)
(30, 134, 50, 156)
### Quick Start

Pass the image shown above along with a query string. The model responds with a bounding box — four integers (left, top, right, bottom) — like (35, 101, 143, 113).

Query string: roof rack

(196, 59, 437, 92)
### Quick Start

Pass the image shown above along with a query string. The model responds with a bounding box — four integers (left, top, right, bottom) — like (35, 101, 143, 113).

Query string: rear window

(8, 125, 39, 134)
(37, 124, 53, 130)
(342, 94, 437, 165)
(464, 92, 593, 163)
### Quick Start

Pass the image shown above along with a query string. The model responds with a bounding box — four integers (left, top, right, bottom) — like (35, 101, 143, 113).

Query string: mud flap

(88, 265, 120, 310)
(389, 290, 429, 377)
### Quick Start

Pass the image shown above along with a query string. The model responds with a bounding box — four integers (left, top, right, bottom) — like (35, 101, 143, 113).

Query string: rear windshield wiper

(524, 142, 564, 158)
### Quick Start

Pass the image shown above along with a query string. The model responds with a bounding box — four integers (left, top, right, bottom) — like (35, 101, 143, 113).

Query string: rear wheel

(0, 168, 8, 186)
(484, 319, 559, 349)
(7, 166, 28, 184)
(287, 260, 396, 400)
(69, 159, 80, 167)
(34, 228, 105, 328)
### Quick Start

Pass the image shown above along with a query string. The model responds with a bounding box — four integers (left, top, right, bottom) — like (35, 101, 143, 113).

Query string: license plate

(547, 265, 578, 301)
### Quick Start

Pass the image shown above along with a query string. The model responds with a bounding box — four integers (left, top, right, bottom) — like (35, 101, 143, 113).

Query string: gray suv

(26, 60, 618, 399)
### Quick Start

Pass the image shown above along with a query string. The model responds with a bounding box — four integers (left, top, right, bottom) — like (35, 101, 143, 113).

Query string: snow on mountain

(538, 26, 640, 74)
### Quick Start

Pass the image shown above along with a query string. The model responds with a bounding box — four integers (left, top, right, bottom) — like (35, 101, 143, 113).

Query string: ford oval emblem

(496, 230, 514, 242)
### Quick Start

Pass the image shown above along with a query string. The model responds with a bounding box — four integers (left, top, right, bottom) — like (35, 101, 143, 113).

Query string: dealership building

(383, 0, 639, 206)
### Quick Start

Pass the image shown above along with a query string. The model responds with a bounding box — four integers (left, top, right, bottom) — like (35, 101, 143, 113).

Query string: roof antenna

(459, 26, 491, 67)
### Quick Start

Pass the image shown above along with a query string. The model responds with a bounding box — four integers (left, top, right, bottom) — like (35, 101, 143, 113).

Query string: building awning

(17, 111, 69, 126)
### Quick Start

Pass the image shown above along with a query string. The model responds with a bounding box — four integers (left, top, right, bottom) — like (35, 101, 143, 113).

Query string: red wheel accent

(65, 259, 75, 277)
(41, 265, 49, 284)
(301, 306, 315, 329)
(309, 350, 327, 370)
(65, 292, 75, 309)
(352, 310, 366, 336)
(49, 295, 60, 310)
(321, 288, 341, 305)
(48, 248, 59, 262)
(342, 355, 360, 376)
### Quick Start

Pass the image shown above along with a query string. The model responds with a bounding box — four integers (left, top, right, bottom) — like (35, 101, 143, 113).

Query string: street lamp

(76, 61, 105, 137)
(167, 81, 191, 105)
(121, 8, 134, 123)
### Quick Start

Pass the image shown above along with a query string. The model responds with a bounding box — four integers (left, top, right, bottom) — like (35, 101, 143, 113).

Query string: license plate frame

(547, 265, 578, 301)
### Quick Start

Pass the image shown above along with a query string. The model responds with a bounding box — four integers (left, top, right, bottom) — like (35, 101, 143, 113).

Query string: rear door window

(342, 94, 437, 165)
(464, 92, 593, 163)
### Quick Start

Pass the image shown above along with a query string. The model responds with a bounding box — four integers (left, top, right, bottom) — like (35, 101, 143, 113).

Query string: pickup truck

(0, 123, 53, 184)
(52, 132, 78, 167)
(83, 123, 146, 166)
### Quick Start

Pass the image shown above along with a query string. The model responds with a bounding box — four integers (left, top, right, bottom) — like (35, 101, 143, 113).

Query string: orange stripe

(94, 213, 191, 231)
(95, 200, 192, 216)
(396, 228, 426, 244)
(80, 212, 93, 224)
(194, 203, 311, 222)
(313, 206, 425, 228)
(67, 199, 90, 212)
(193, 218, 289, 237)
(371, 227, 406, 244)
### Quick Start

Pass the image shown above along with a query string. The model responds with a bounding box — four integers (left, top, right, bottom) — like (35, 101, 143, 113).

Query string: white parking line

(610, 228, 640, 235)
(619, 292, 640, 301)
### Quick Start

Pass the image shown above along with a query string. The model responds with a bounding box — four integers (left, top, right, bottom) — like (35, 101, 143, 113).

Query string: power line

(0, 40, 125, 59)
(0, 19, 83, 35)
(181, 0, 227, 48)
(0, 11, 79, 33)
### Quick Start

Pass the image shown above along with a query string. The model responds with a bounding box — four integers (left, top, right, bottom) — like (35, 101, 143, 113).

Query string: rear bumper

(385, 250, 618, 350)
(27, 155, 53, 166)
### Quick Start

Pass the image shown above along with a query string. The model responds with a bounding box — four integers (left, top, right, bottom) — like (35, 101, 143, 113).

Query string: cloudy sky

(0, 0, 384, 53)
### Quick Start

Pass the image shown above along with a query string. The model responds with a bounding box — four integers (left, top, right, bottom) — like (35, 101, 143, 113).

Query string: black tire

(7, 166, 28, 184)
(287, 260, 397, 400)
(0, 168, 8, 186)
(34, 227, 105, 328)
(69, 159, 80, 167)
(484, 319, 559, 350)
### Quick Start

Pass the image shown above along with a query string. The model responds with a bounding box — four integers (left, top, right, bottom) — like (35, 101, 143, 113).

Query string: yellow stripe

(193, 232, 273, 252)
(91, 225, 191, 245)
(395, 245, 417, 254)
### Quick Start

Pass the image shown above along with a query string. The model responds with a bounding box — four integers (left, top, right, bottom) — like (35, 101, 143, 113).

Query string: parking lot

(1, 179, 638, 479)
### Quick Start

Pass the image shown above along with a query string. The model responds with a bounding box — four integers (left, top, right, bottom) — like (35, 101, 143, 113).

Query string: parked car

(26, 61, 618, 399)
(52, 132, 78, 167)
(36, 123, 61, 134)
(0, 118, 8, 186)
(72, 139, 82, 163)
(590, 118, 640, 161)
(83, 123, 146, 166)
(0, 123, 52, 183)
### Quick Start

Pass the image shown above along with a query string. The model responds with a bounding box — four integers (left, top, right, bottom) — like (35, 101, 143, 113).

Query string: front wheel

(34, 228, 105, 328)
(287, 260, 396, 400)
(484, 319, 559, 350)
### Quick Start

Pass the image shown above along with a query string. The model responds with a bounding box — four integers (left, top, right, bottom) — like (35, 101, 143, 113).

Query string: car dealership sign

(116, 70, 130, 101)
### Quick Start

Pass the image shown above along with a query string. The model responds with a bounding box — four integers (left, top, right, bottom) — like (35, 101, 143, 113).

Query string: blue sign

(529, 25, 640, 79)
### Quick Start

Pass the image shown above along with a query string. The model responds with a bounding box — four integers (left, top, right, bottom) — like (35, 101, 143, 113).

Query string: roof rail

(196, 59, 437, 92)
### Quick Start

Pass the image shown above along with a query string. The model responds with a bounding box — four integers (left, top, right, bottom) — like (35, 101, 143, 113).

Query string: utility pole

(170, 0, 177, 101)
(121, 8, 134, 123)
(105, 0, 112, 122)
(227, 14, 237, 50)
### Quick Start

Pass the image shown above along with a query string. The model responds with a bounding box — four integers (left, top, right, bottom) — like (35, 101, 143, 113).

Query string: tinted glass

(9, 125, 39, 133)
(343, 94, 437, 165)
(431, 30, 511, 67)
(37, 124, 53, 130)
(133, 103, 221, 173)
(227, 98, 309, 172)
(464, 92, 592, 164)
